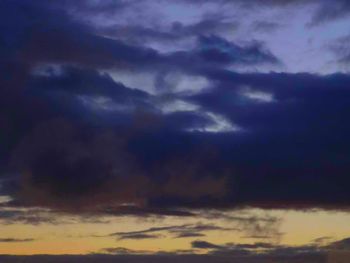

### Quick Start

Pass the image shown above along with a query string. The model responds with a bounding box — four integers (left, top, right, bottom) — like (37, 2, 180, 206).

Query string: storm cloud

(0, 0, 350, 221)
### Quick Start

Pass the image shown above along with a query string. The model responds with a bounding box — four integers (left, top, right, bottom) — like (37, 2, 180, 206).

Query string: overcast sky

(1, 0, 350, 262)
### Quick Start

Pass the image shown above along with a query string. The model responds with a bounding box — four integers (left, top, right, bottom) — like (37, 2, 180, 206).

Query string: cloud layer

(0, 0, 350, 219)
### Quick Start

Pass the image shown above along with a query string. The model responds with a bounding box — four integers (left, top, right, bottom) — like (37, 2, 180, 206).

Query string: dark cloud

(175, 232, 206, 238)
(110, 223, 235, 240)
(182, 70, 350, 209)
(1, 0, 350, 218)
(10, 120, 149, 210)
(0, 238, 35, 243)
(101, 19, 238, 45)
(234, 242, 276, 249)
(0, 208, 56, 225)
(0, 0, 162, 178)
(117, 233, 161, 240)
(191, 240, 223, 249)
(194, 35, 279, 66)
(191, 240, 269, 256)
(100, 247, 149, 255)
(190, 237, 350, 258)
(268, 245, 322, 257)
(102, 206, 195, 218)
(8, 119, 228, 212)
(327, 237, 350, 250)
(0, 206, 109, 225)
(0, 0, 163, 75)
(311, 236, 333, 246)
(308, 0, 350, 26)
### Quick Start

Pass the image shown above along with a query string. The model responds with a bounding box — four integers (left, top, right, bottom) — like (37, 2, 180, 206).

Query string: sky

(1, 0, 350, 262)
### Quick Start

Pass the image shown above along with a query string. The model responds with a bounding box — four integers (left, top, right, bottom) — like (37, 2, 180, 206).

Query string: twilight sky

(1, 0, 350, 262)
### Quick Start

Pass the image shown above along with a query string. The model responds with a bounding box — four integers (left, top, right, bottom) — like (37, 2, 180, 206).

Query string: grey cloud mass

(1, 0, 350, 220)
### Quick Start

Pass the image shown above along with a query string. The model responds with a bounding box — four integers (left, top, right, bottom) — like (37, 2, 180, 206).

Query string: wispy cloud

(0, 238, 35, 243)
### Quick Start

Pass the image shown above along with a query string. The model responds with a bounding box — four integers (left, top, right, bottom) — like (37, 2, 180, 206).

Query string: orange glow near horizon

(1, 208, 350, 255)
